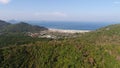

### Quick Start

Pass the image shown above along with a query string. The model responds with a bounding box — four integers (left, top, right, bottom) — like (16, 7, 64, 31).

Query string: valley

(0, 20, 120, 68)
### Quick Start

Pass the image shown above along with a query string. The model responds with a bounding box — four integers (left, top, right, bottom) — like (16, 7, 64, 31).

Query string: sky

(0, 0, 120, 22)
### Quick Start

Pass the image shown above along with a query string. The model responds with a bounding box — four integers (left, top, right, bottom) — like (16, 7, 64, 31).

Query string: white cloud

(35, 12, 67, 17)
(0, 0, 10, 4)
(52, 12, 67, 17)
(34, 12, 68, 21)
(112, 1, 120, 7)
(114, 1, 120, 4)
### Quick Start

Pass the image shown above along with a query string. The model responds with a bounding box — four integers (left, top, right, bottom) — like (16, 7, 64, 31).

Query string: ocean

(29, 21, 114, 30)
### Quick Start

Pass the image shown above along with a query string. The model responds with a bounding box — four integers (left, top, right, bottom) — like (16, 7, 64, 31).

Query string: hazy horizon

(0, 0, 120, 22)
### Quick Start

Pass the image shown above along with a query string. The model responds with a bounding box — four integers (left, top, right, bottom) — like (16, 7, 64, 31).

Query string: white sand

(48, 28, 91, 33)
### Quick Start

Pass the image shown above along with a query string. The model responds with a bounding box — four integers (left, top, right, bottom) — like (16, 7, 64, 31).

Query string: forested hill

(80, 24, 120, 45)
(2, 22, 48, 33)
(0, 20, 11, 30)
(0, 20, 48, 33)
(1, 24, 120, 68)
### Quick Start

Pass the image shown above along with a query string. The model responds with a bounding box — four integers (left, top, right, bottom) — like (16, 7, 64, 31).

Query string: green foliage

(0, 41, 88, 68)
(0, 39, 120, 68)
(0, 33, 52, 48)
(2, 22, 48, 33)
(1, 24, 120, 68)
(0, 20, 11, 31)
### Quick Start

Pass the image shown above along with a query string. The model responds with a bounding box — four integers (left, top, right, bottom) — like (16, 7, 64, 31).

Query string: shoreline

(48, 28, 91, 33)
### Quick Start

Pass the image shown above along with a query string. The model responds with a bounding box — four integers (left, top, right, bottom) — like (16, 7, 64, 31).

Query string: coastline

(48, 28, 91, 33)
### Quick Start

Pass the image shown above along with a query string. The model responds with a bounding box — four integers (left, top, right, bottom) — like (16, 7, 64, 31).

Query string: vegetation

(2, 22, 48, 33)
(0, 20, 11, 30)
(0, 33, 52, 48)
(0, 21, 120, 68)
(0, 39, 120, 68)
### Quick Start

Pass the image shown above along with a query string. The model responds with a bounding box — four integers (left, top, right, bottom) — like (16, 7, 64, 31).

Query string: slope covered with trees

(0, 23, 120, 68)
(0, 20, 48, 33)
(2, 22, 48, 33)
(0, 33, 52, 48)
(0, 20, 11, 31)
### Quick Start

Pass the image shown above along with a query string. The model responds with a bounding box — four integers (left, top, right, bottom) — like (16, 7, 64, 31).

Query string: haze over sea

(29, 21, 114, 30)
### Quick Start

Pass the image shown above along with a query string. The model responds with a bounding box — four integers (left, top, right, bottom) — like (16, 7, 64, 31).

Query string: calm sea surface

(29, 21, 114, 30)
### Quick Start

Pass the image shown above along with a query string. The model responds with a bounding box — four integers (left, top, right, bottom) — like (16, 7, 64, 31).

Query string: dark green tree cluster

(0, 33, 52, 48)
(0, 20, 11, 31)
(2, 22, 48, 33)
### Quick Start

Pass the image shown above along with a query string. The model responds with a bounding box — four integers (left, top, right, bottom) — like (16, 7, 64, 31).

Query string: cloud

(113, 1, 120, 4)
(52, 12, 67, 17)
(112, 1, 120, 7)
(34, 12, 68, 21)
(35, 12, 67, 17)
(0, 0, 10, 4)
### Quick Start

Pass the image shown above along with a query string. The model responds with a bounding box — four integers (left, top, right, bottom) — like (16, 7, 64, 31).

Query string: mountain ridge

(0, 20, 11, 30)
(0, 20, 48, 33)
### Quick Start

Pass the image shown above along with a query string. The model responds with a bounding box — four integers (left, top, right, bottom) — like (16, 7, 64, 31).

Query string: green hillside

(2, 22, 48, 33)
(0, 20, 11, 31)
(0, 33, 52, 48)
(0, 24, 120, 68)
(80, 24, 120, 45)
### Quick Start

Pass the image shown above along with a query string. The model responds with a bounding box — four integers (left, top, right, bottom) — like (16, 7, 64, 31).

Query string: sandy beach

(48, 28, 91, 33)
